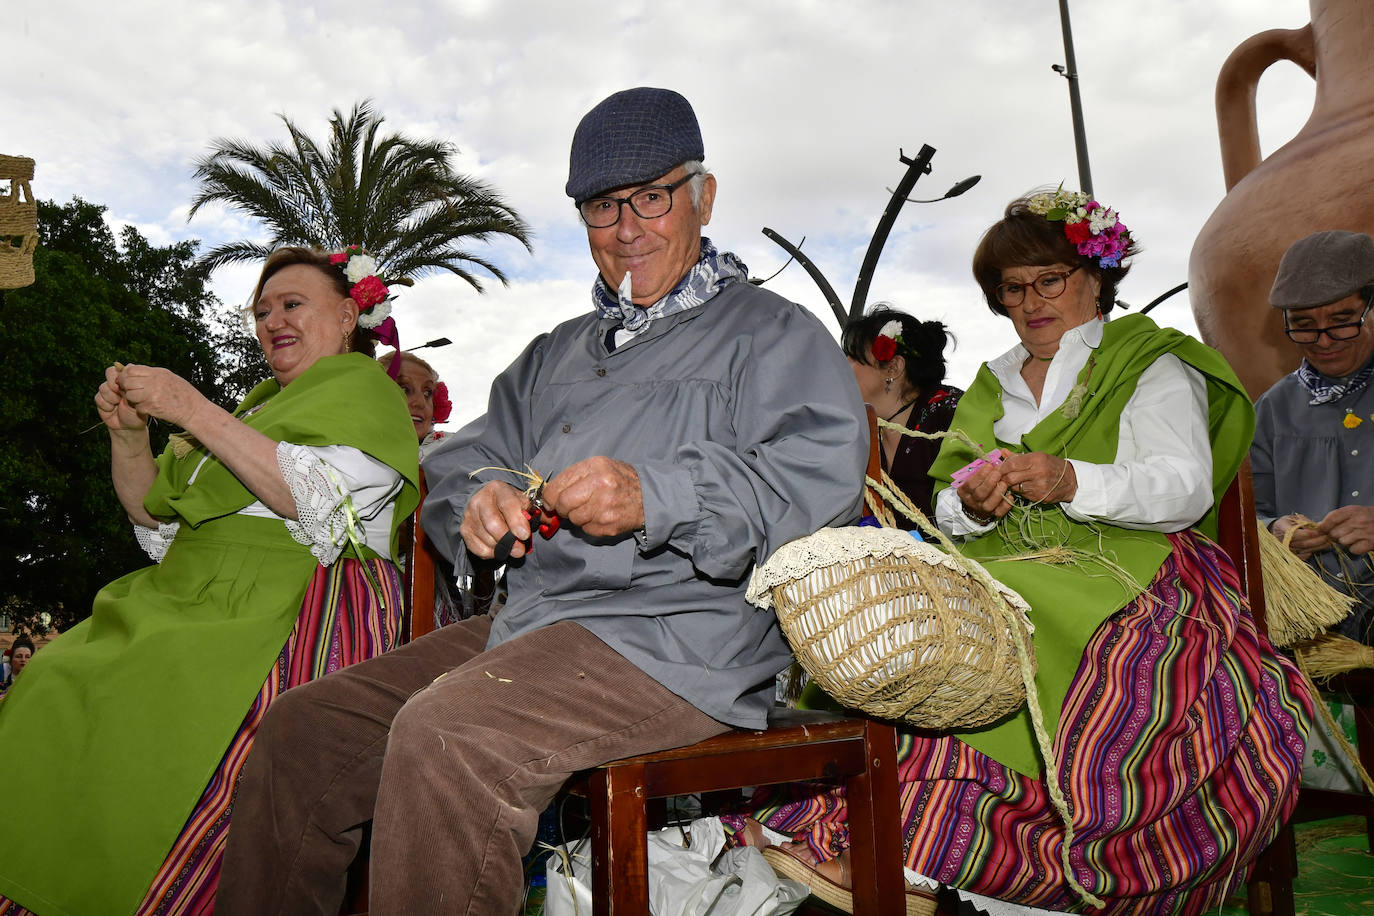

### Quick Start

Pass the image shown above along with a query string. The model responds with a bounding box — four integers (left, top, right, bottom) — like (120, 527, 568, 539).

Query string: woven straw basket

(0, 155, 37, 290)
(748, 527, 1034, 730)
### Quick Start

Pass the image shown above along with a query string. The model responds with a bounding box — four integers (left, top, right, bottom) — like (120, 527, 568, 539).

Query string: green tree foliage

(188, 100, 533, 288)
(0, 198, 266, 635)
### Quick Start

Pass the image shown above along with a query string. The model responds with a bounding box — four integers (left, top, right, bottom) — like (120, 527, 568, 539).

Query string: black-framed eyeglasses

(577, 172, 698, 228)
(1284, 302, 1372, 344)
(995, 266, 1081, 308)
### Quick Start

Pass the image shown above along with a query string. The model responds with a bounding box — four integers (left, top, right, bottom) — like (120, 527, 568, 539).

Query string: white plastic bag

(543, 816, 808, 916)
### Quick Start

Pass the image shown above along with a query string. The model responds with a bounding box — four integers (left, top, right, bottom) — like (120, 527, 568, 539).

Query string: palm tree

(188, 100, 532, 289)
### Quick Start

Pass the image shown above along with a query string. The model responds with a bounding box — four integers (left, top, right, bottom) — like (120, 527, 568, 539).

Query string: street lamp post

(407, 337, 452, 352)
(759, 146, 979, 328)
(1054, 0, 1093, 196)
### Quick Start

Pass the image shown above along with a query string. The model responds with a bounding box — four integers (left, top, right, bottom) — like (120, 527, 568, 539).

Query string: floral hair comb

(330, 245, 402, 376)
(1026, 187, 1131, 268)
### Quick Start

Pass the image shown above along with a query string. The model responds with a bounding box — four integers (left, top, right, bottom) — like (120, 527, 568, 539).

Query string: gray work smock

(422, 280, 868, 728)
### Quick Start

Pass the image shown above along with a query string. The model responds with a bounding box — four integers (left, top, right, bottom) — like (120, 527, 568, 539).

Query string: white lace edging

(278, 442, 353, 565)
(745, 526, 1032, 617)
(134, 521, 181, 563)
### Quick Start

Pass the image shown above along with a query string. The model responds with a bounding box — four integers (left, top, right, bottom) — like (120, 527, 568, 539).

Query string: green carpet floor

(1225, 817, 1374, 915)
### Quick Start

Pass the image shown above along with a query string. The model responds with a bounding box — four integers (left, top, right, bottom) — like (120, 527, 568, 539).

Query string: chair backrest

(403, 469, 442, 643)
(863, 404, 882, 511)
(1215, 457, 1272, 639)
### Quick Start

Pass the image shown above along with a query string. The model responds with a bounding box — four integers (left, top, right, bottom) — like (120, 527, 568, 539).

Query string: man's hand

(461, 481, 532, 560)
(1271, 513, 1331, 560)
(1318, 505, 1374, 556)
(541, 457, 645, 538)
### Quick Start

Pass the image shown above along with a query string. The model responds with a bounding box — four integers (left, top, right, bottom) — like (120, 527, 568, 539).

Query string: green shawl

(926, 314, 1252, 777)
(146, 352, 421, 557)
(0, 354, 418, 915)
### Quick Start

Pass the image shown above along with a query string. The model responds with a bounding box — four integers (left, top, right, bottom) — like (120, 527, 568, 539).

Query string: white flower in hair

(345, 254, 378, 284)
(357, 299, 391, 329)
(1088, 207, 1118, 234)
(879, 319, 903, 339)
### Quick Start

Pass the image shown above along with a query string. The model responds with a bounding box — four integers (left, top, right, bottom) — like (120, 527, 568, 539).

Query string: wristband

(961, 502, 996, 525)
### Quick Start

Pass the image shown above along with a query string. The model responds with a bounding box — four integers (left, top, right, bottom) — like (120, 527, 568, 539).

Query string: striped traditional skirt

(0, 558, 403, 916)
(727, 531, 1313, 914)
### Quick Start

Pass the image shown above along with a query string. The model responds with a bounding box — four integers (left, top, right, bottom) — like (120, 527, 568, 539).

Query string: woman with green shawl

(0, 247, 419, 916)
(741, 192, 1311, 915)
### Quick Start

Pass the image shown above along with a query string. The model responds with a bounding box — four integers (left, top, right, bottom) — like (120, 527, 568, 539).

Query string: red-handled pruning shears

(527, 483, 561, 539)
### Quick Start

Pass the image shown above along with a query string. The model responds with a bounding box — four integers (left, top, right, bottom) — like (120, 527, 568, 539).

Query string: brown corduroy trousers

(214, 615, 729, 916)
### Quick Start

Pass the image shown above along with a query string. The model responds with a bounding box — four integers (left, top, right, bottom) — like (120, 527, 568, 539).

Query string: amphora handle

(1215, 26, 1315, 191)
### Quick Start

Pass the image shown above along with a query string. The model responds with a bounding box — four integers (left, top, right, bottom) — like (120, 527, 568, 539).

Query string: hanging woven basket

(747, 526, 1034, 730)
(0, 155, 37, 290)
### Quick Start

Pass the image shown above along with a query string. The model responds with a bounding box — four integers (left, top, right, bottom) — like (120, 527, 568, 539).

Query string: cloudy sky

(11, 0, 1317, 425)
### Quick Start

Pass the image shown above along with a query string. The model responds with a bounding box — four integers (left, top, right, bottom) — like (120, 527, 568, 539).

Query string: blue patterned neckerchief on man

(1296, 354, 1374, 405)
(591, 237, 749, 341)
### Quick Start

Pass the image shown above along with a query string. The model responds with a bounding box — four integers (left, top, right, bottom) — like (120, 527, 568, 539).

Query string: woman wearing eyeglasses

(744, 191, 1311, 915)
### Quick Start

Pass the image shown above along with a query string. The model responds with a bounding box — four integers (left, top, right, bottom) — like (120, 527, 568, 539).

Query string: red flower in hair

(1064, 221, 1092, 245)
(432, 382, 453, 424)
(872, 335, 897, 362)
(350, 275, 389, 309)
(328, 252, 349, 265)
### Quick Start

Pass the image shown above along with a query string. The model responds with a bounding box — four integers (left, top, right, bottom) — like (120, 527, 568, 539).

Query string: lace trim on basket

(278, 442, 353, 565)
(746, 527, 1031, 617)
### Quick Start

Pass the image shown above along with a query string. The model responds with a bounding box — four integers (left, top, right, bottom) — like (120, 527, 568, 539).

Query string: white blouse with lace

(134, 441, 404, 566)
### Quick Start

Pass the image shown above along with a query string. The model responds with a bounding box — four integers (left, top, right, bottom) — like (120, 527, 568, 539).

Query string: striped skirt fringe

(728, 531, 1313, 915)
(131, 557, 404, 916)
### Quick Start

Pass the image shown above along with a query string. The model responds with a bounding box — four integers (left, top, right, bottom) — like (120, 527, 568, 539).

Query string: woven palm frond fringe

(0, 155, 38, 290)
(1294, 632, 1374, 679)
(1292, 643, 1374, 799)
(747, 527, 1034, 730)
(1258, 523, 1356, 647)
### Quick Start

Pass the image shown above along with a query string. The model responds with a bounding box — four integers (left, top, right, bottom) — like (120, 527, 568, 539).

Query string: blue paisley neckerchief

(1297, 354, 1374, 405)
(591, 237, 749, 339)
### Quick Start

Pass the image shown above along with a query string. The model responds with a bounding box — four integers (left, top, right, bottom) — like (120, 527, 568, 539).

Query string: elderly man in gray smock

(1251, 229, 1374, 644)
(215, 87, 867, 914)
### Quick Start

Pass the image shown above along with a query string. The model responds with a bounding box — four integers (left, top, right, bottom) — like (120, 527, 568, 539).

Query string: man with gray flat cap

(1251, 229, 1374, 643)
(217, 87, 866, 913)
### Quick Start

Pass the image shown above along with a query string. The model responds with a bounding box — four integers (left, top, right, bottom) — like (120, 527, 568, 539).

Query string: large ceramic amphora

(1188, 0, 1374, 399)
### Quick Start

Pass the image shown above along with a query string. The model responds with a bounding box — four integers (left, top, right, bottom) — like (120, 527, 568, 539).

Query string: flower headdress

(432, 381, 453, 424)
(1026, 187, 1131, 269)
(330, 245, 404, 376)
(871, 319, 922, 364)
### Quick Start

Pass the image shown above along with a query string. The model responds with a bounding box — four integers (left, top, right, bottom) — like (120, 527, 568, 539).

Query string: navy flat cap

(565, 87, 704, 203)
(1271, 229, 1374, 309)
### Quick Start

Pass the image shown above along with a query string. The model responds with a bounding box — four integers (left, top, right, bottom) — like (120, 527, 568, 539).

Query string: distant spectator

(379, 350, 454, 458)
(0, 637, 34, 696)
(841, 306, 962, 522)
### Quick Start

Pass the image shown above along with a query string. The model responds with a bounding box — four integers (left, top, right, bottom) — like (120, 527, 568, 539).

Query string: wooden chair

(399, 469, 440, 644)
(565, 403, 906, 913)
(345, 409, 904, 913)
